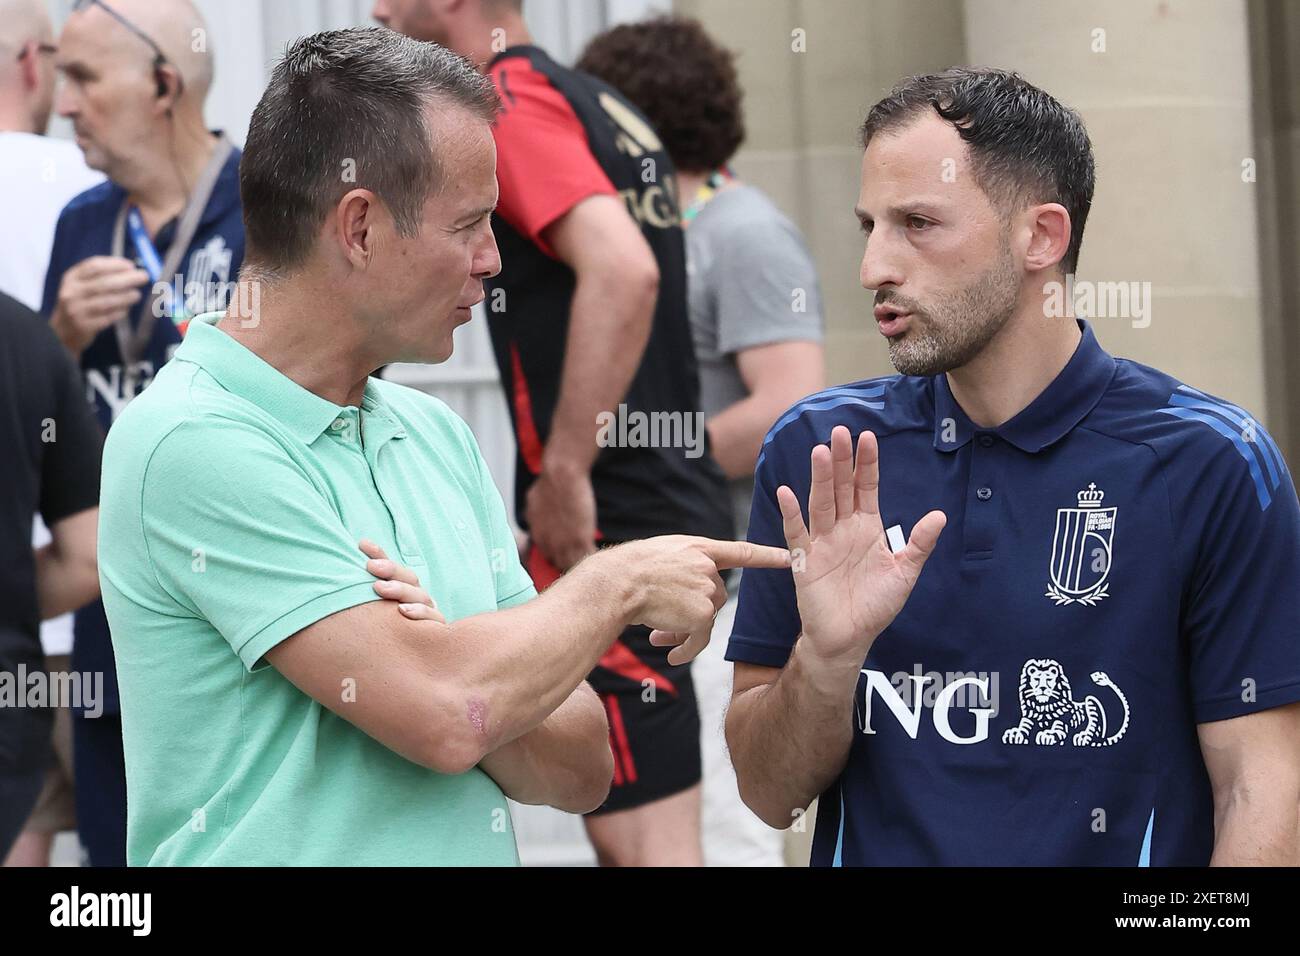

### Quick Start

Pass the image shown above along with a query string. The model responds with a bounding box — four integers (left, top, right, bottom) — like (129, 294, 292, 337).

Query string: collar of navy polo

(933, 319, 1116, 454)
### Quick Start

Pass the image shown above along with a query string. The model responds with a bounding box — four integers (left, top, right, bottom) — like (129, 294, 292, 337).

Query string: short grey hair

(239, 27, 499, 275)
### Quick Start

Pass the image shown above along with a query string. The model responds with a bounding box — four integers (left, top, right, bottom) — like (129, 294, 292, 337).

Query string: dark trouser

(0, 707, 53, 859)
(72, 712, 127, 867)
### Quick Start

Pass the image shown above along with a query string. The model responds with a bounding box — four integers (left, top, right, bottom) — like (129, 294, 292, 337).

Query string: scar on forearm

(467, 697, 488, 736)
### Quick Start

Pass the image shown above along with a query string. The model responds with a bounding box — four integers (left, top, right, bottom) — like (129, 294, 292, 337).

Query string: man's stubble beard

(886, 242, 1020, 377)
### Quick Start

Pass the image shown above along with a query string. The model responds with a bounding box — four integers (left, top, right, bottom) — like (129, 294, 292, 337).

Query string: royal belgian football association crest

(1046, 483, 1115, 606)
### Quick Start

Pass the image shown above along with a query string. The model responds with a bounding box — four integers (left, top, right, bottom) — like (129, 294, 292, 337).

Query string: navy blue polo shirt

(41, 137, 244, 716)
(727, 321, 1300, 866)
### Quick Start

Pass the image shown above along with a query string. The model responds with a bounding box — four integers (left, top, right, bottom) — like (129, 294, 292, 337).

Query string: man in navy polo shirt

(724, 68, 1300, 866)
(40, 0, 242, 866)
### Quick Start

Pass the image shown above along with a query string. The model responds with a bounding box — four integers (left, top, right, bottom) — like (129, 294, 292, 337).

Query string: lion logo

(1002, 658, 1130, 747)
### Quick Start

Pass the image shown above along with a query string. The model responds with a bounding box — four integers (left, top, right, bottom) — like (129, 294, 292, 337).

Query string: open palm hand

(777, 426, 946, 666)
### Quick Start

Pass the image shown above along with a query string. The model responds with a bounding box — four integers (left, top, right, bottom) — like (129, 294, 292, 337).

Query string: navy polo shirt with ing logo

(727, 320, 1300, 866)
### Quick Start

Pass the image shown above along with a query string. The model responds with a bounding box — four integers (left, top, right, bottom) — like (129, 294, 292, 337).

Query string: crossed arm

(264, 536, 787, 815)
(265, 555, 630, 813)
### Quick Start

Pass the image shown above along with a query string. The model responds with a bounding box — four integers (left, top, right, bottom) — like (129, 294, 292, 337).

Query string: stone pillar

(1248, 0, 1300, 465)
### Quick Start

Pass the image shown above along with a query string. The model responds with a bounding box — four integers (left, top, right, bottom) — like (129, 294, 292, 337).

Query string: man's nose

(860, 228, 904, 292)
(55, 81, 77, 118)
(475, 228, 502, 280)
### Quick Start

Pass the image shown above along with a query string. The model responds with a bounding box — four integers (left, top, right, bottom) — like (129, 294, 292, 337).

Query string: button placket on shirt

(328, 408, 358, 444)
(962, 432, 1000, 558)
(359, 409, 423, 566)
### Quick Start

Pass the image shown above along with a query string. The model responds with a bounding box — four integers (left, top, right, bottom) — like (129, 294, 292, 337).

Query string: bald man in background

(40, 0, 243, 866)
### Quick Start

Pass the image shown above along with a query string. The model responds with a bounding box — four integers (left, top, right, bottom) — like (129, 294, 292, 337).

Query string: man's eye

(907, 215, 932, 230)
(858, 220, 872, 235)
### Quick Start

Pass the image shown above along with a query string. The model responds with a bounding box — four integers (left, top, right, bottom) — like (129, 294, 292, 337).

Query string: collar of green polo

(177, 312, 394, 445)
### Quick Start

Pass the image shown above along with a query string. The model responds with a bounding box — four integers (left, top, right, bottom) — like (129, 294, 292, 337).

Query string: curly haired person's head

(577, 15, 744, 174)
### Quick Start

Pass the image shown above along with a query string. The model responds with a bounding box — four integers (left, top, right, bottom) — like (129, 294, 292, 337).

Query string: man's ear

(1023, 202, 1071, 275)
(19, 41, 41, 90)
(155, 62, 184, 115)
(335, 189, 381, 271)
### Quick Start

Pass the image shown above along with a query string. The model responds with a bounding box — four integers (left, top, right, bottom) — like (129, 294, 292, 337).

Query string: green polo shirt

(98, 311, 536, 866)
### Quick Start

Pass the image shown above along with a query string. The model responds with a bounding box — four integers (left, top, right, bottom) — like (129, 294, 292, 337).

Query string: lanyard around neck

(110, 134, 233, 368)
(681, 169, 732, 227)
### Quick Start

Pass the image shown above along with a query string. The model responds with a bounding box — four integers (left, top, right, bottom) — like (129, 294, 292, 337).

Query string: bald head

(0, 0, 55, 131)
(68, 0, 214, 105)
(55, 0, 216, 180)
(0, 0, 51, 48)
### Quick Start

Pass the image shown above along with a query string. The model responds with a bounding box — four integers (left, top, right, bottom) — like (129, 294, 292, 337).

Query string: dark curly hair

(577, 15, 745, 173)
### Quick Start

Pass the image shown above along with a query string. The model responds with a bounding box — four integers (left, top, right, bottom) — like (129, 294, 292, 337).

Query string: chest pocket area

(409, 505, 500, 621)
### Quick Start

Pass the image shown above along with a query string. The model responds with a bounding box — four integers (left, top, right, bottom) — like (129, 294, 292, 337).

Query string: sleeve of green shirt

(139, 419, 382, 671)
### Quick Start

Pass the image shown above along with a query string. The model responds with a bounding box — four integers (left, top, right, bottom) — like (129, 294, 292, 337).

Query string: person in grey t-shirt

(579, 15, 825, 868)
(579, 16, 825, 544)
(684, 182, 826, 538)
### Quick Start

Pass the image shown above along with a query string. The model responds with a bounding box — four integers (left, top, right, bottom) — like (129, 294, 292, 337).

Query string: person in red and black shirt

(374, 0, 733, 864)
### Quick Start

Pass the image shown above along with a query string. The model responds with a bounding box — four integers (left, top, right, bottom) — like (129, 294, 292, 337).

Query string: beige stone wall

(1248, 0, 1300, 464)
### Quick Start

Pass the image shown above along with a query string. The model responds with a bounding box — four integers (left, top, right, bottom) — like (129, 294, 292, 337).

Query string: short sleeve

(713, 217, 824, 357)
(726, 431, 808, 668)
(139, 421, 383, 670)
(37, 316, 102, 524)
(1181, 425, 1300, 723)
(490, 59, 616, 257)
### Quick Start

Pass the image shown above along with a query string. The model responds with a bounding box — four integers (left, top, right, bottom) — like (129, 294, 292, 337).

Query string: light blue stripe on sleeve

(1175, 385, 1286, 482)
(1169, 392, 1282, 492)
(1156, 406, 1273, 510)
(758, 387, 888, 469)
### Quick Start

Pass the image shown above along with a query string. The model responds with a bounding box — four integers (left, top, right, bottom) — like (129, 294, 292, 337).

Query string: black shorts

(585, 623, 701, 815)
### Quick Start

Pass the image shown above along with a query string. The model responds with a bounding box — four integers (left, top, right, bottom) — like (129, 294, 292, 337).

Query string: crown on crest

(1077, 483, 1105, 509)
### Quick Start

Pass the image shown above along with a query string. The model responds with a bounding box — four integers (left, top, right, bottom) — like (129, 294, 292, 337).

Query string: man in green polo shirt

(96, 27, 789, 866)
